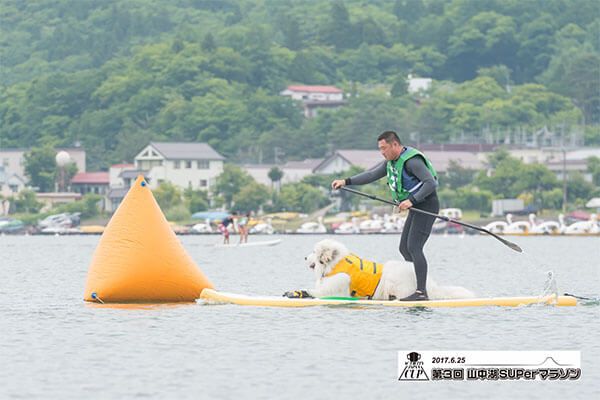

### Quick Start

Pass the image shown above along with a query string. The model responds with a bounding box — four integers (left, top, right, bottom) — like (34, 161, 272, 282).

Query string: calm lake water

(1, 234, 598, 399)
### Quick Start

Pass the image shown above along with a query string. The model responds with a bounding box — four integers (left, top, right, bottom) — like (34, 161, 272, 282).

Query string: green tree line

(1, 0, 598, 172)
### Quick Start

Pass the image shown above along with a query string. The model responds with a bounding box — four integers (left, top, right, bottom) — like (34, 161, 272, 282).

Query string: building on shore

(280, 85, 346, 118)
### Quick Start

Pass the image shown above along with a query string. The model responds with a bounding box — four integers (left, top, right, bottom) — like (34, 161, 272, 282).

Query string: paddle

(339, 186, 523, 253)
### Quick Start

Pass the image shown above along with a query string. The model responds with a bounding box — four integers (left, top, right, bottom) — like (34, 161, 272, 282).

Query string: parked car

(0, 217, 25, 234)
(509, 205, 538, 216)
(38, 212, 81, 230)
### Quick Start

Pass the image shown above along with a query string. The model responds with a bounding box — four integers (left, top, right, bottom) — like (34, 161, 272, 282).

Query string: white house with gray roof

(243, 158, 324, 187)
(133, 142, 225, 190)
(0, 165, 26, 197)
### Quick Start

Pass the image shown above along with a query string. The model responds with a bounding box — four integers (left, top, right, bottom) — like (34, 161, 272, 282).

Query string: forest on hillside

(1, 0, 598, 171)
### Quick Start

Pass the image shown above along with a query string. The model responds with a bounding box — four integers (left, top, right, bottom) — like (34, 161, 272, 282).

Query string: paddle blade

(507, 241, 523, 253)
(498, 236, 523, 252)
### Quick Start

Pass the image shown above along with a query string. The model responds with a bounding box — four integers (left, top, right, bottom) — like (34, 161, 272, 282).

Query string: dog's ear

(331, 248, 339, 261)
(319, 248, 340, 264)
(318, 248, 333, 264)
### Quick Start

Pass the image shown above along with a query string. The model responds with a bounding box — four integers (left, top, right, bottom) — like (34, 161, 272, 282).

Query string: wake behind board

(212, 239, 282, 248)
(199, 289, 577, 308)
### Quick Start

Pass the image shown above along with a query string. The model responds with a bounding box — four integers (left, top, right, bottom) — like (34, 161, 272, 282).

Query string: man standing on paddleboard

(331, 131, 439, 301)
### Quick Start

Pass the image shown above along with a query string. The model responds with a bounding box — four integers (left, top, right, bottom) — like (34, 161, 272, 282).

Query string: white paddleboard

(199, 289, 577, 308)
(212, 239, 282, 248)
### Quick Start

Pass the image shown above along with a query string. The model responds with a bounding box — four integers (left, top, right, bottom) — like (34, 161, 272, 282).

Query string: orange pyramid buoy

(83, 176, 213, 303)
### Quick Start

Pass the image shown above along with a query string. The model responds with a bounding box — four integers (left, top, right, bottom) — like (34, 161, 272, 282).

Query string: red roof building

(70, 172, 109, 195)
(280, 84, 346, 118)
(285, 85, 343, 94)
(71, 172, 109, 184)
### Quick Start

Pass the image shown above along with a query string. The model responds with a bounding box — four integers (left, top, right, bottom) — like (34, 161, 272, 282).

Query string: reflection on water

(0, 234, 598, 399)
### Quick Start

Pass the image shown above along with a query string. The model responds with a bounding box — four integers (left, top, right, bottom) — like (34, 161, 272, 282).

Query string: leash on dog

(339, 186, 523, 253)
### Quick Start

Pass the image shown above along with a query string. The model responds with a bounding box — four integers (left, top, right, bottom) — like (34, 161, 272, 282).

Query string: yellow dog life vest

(325, 254, 383, 298)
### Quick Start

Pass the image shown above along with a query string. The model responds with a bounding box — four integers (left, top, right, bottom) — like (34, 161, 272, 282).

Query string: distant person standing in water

(237, 212, 250, 244)
(219, 213, 235, 244)
(331, 131, 439, 301)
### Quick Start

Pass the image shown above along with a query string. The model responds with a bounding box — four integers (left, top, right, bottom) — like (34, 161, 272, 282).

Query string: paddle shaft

(340, 186, 522, 253)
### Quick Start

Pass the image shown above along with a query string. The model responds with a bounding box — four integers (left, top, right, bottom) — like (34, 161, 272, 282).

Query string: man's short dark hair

(377, 130, 402, 144)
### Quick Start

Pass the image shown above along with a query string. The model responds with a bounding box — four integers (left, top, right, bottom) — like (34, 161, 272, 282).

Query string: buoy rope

(91, 292, 105, 304)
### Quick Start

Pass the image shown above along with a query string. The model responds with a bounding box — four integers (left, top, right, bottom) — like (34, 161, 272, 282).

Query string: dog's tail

(433, 285, 476, 299)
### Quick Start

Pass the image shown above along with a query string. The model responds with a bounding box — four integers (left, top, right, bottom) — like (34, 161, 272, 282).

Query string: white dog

(296, 239, 474, 300)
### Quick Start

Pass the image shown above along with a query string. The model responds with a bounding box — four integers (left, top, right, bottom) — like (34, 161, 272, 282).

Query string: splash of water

(540, 271, 558, 300)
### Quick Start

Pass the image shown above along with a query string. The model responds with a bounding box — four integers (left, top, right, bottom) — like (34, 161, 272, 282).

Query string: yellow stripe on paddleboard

(199, 289, 577, 308)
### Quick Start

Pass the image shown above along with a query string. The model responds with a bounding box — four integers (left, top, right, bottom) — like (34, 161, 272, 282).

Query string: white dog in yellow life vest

(284, 239, 474, 300)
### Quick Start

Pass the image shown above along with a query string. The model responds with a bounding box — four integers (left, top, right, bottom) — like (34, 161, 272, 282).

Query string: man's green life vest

(386, 147, 437, 202)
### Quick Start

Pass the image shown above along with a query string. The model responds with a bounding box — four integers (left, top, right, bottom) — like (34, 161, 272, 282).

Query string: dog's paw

(283, 290, 313, 299)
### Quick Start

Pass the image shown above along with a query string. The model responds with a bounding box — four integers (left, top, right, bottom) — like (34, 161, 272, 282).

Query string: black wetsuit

(346, 155, 439, 293)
